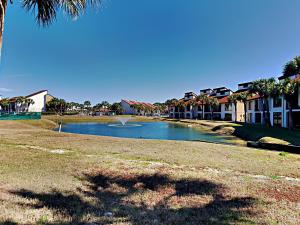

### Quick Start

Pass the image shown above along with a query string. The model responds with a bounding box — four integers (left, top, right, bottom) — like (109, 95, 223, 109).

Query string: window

(224, 113, 232, 121)
(198, 105, 202, 111)
(225, 104, 232, 111)
(247, 113, 253, 123)
(273, 96, 282, 108)
(204, 105, 210, 112)
(273, 112, 282, 127)
(255, 100, 259, 111)
(213, 113, 221, 120)
(213, 105, 221, 112)
(248, 101, 252, 110)
(255, 113, 262, 124)
(186, 105, 191, 111)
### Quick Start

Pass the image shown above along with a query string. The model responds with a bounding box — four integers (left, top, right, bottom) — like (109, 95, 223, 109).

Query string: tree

(110, 102, 123, 115)
(250, 78, 276, 126)
(196, 94, 209, 120)
(24, 98, 35, 112)
(84, 100, 91, 114)
(278, 78, 300, 130)
(93, 103, 103, 111)
(0, 97, 9, 112)
(153, 102, 167, 115)
(164, 98, 177, 116)
(46, 98, 67, 114)
(15, 96, 26, 113)
(175, 100, 186, 118)
(228, 94, 238, 122)
(207, 97, 219, 120)
(236, 92, 250, 124)
(101, 101, 111, 108)
(132, 104, 144, 115)
(0, 0, 100, 57)
(283, 56, 300, 77)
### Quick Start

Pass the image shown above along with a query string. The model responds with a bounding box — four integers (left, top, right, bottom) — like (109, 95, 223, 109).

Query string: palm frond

(23, 0, 59, 26)
(22, 0, 101, 26)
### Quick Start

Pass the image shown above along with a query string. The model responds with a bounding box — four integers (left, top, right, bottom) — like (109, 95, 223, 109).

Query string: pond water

(59, 122, 229, 143)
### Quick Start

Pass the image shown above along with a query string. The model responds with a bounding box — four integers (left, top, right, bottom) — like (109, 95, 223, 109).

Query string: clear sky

(0, 0, 300, 104)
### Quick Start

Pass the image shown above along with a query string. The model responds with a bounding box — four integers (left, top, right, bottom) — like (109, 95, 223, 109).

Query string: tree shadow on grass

(10, 170, 259, 225)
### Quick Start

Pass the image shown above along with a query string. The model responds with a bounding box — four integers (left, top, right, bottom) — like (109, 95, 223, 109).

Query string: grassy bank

(163, 118, 300, 146)
(0, 120, 299, 224)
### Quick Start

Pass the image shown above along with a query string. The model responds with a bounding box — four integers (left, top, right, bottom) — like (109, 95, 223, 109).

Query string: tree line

(0, 96, 34, 113)
(46, 99, 124, 115)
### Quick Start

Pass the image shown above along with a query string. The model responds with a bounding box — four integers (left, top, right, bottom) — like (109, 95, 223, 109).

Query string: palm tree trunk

(234, 103, 237, 122)
(266, 98, 271, 127)
(288, 102, 293, 130)
(202, 104, 204, 119)
(262, 98, 266, 125)
(0, 1, 7, 59)
(243, 103, 247, 124)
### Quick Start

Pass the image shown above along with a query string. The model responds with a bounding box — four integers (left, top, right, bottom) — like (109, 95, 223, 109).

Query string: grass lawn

(233, 124, 300, 146)
(164, 118, 300, 146)
(0, 119, 299, 225)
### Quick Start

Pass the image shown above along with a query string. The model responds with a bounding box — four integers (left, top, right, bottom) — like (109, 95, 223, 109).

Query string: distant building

(121, 99, 157, 115)
(1, 90, 49, 113)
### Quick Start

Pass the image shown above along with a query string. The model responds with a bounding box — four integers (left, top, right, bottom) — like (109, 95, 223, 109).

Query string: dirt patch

(0, 186, 10, 200)
(260, 185, 300, 203)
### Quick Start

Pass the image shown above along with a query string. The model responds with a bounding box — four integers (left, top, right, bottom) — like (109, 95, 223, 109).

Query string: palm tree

(133, 104, 145, 115)
(175, 100, 186, 118)
(110, 102, 123, 115)
(278, 78, 300, 130)
(227, 94, 238, 122)
(165, 98, 177, 116)
(0, 97, 9, 112)
(101, 101, 111, 108)
(196, 93, 208, 119)
(24, 98, 35, 112)
(236, 92, 250, 124)
(250, 78, 276, 126)
(15, 96, 26, 113)
(283, 56, 300, 77)
(207, 97, 219, 120)
(0, 0, 100, 57)
(84, 100, 91, 114)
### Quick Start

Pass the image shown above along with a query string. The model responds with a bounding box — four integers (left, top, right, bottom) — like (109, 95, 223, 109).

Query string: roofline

(238, 81, 253, 86)
(212, 87, 227, 90)
(26, 90, 48, 98)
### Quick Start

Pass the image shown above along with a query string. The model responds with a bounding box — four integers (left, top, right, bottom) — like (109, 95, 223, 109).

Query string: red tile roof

(248, 94, 261, 100)
(218, 96, 229, 104)
(122, 99, 156, 109)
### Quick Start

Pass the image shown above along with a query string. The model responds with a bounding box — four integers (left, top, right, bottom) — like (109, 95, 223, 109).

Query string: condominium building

(168, 75, 300, 128)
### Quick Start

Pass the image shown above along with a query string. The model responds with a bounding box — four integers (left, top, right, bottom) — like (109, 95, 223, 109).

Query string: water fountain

(117, 117, 131, 126)
(108, 117, 142, 127)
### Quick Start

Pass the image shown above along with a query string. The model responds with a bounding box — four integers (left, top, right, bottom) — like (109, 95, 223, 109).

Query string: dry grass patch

(0, 120, 300, 224)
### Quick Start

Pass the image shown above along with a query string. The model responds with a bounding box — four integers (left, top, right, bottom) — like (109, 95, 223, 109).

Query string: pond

(59, 121, 229, 143)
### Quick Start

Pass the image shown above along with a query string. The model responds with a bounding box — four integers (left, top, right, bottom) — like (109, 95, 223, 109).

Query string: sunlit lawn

(0, 119, 299, 225)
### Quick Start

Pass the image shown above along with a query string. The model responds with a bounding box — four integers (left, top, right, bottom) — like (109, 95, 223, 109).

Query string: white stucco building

(3, 90, 49, 113)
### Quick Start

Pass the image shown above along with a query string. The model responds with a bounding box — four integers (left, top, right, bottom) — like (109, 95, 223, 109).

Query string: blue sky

(0, 0, 300, 104)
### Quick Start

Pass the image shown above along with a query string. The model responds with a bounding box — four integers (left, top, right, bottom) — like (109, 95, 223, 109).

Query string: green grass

(233, 124, 300, 146)
(168, 118, 300, 146)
